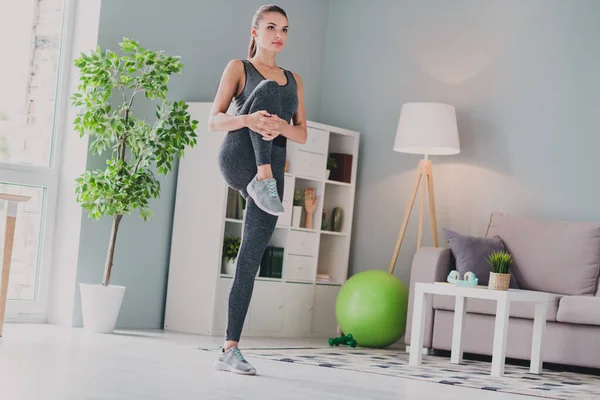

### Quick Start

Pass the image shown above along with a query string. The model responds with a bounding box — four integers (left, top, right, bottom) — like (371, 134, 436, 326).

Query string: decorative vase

(80, 283, 126, 334)
(321, 211, 328, 230)
(292, 206, 302, 228)
(331, 207, 344, 232)
(222, 258, 236, 275)
(488, 272, 511, 291)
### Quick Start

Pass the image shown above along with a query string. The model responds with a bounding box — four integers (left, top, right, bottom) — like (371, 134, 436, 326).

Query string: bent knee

(256, 79, 280, 92)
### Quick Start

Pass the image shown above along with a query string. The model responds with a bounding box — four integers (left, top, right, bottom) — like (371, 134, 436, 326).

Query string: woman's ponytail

(248, 35, 257, 58)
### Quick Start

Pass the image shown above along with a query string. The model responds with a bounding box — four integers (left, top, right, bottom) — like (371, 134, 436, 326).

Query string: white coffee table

(408, 282, 549, 377)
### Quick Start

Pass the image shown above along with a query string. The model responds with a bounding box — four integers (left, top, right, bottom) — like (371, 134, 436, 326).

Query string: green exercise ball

(335, 270, 409, 348)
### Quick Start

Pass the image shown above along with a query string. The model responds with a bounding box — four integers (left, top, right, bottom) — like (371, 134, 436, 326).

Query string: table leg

(491, 297, 510, 377)
(451, 296, 467, 364)
(408, 289, 431, 366)
(0, 201, 18, 337)
(530, 300, 547, 374)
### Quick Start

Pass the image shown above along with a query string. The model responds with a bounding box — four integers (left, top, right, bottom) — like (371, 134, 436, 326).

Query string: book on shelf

(316, 273, 330, 283)
(226, 188, 245, 220)
(329, 153, 352, 184)
(226, 188, 236, 219)
(259, 246, 284, 279)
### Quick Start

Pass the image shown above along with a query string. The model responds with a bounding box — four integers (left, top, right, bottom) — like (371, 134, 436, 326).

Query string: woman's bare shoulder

(224, 59, 245, 75)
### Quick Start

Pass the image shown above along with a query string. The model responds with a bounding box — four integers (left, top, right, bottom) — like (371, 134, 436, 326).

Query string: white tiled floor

(0, 324, 534, 399)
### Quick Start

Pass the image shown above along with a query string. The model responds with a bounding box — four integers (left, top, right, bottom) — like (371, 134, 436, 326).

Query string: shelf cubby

(165, 103, 359, 339)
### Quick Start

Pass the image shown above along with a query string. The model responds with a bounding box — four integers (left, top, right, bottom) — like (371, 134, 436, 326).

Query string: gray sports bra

(233, 59, 299, 147)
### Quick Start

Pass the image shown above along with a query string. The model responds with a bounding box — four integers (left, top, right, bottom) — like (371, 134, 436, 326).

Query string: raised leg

(451, 296, 467, 364)
(491, 297, 510, 376)
(0, 201, 18, 337)
(530, 300, 547, 374)
(239, 80, 283, 167)
(409, 287, 431, 366)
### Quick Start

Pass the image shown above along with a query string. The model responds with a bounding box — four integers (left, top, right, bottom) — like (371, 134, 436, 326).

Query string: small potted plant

(326, 157, 337, 180)
(222, 236, 241, 275)
(486, 250, 513, 291)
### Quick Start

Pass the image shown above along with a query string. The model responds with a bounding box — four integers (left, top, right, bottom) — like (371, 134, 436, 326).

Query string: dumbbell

(328, 333, 357, 347)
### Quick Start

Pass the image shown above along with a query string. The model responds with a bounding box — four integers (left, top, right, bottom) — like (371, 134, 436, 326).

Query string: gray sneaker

(213, 346, 257, 375)
(246, 176, 284, 216)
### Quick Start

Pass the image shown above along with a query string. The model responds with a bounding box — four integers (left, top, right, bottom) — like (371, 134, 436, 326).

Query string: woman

(207, 4, 307, 375)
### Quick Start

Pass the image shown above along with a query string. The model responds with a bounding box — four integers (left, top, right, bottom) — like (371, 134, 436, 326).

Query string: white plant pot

(292, 206, 303, 228)
(80, 283, 126, 334)
(222, 258, 236, 275)
(327, 169, 331, 179)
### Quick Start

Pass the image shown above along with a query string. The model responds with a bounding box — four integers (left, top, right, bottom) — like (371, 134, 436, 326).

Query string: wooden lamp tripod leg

(417, 170, 427, 251)
(388, 163, 423, 274)
(426, 161, 439, 248)
(388, 159, 439, 275)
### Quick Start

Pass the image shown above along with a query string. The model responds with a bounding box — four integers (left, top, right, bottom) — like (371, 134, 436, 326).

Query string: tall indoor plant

(71, 38, 198, 332)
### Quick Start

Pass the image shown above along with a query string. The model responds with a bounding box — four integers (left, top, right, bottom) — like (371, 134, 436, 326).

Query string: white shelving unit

(164, 102, 359, 338)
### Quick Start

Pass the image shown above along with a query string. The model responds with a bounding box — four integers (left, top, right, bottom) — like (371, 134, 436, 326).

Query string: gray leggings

(217, 80, 285, 342)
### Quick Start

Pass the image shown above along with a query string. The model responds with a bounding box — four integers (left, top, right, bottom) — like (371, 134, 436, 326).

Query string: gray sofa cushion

(486, 212, 600, 296)
(432, 292, 562, 322)
(556, 296, 600, 326)
(443, 228, 518, 288)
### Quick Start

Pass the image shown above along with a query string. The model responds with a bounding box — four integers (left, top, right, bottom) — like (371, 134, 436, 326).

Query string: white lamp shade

(393, 102, 460, 155)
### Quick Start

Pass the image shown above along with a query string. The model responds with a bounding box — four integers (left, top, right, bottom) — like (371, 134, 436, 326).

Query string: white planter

(80, 283, 126, 334)
(292, 206, 303, 228)
(327, 169, 331, 179)
(222, 258, 236, 275)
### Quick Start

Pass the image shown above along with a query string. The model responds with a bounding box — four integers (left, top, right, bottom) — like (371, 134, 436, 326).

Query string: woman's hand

(259, 114, 288, 141)
(244, 110, 273, 137)
(244, 110, 278, 141)
(245, 111, 289, 141)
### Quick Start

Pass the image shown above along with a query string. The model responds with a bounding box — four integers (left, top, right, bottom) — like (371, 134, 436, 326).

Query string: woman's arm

(208, 60, 279, 139)
(277, 72, 307, 144)
(207, 60, 248, 132)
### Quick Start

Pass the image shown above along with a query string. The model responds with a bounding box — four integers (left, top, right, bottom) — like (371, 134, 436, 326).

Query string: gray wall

(73, 0, 330, 328)
(320, 0, 600, 285)
(74, 0, 600, 327)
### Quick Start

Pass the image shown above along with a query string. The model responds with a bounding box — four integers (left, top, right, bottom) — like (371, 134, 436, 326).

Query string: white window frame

(4, 0, 101, 322)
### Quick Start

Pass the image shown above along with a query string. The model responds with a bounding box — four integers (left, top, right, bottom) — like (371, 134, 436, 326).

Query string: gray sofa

(404, 212, 600, 369)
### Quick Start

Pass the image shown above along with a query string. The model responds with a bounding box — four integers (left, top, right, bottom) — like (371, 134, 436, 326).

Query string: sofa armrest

(404, 247, 454, 348)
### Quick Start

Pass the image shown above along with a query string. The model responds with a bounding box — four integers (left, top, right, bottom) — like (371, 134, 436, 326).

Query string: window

(0, 0, 66, 315)
(0, 0, 65, 167)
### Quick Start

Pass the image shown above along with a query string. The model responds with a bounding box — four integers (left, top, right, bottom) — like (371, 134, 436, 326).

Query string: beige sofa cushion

(556, 296, 600, 326)
(486, 212, 600, 296)
(432, 292, 562, 321)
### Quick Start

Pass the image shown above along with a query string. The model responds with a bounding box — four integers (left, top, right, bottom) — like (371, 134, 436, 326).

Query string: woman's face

(253, 12, 289, 54)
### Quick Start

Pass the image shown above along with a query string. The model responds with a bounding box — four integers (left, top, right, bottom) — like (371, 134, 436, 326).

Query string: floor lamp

(388, 103, 460, 274)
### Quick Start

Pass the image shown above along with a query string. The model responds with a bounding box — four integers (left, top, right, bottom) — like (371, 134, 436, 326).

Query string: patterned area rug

(201, 346, 600, 399)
